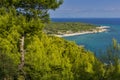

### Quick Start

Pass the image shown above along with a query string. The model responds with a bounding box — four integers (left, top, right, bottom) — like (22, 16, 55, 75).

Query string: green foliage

(23, 34, 98, 80)
(100, 39, 120, 64)
(0, 52, 17, 80)
(0, 0, 63, 9)
(44, 22, 97, 34)
(0, 9, 44, 37)
(0, 0, 63, 22)
(99, 39, 120, 80)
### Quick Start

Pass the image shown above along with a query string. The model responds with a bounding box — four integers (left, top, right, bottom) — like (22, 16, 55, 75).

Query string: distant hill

(44, 22, 97, 35)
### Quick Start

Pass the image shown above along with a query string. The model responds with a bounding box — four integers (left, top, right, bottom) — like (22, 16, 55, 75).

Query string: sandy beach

(55, 26, 109, 37)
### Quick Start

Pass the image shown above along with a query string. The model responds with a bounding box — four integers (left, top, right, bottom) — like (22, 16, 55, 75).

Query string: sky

(50, 0, 120, 18)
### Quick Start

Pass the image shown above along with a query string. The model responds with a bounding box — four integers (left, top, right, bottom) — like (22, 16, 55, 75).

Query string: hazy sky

(50, 0, 120, 18)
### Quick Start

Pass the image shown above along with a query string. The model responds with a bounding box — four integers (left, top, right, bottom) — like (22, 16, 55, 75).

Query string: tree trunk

(19, 35, 25, 73)
(4, 78, 6, 80)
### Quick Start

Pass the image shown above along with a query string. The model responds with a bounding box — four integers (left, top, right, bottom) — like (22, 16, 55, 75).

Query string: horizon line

(51, 17, 120, 19)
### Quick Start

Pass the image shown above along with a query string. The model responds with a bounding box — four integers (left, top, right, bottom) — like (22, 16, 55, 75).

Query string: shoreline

(54, 26, 110, 37)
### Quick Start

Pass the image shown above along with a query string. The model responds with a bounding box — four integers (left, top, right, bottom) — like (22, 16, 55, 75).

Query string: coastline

(54, 26, 109, 37)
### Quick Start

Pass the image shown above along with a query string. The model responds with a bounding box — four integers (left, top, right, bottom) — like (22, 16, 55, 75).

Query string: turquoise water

(52, 18, 120, 56)
(64, 25, 120, 55)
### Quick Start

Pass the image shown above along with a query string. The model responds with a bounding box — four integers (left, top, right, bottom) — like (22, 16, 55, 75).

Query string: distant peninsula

(44, 22, 109, 37)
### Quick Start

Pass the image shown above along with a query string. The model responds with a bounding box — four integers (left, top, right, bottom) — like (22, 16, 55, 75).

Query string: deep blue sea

(52, 18, 120, 56)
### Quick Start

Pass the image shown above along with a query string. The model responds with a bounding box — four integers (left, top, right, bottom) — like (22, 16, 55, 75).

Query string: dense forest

(44, 22, 97, 34)
(0, 0, 120, 80)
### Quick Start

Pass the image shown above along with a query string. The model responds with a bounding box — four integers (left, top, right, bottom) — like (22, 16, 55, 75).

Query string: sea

(51, 18, 120, 56)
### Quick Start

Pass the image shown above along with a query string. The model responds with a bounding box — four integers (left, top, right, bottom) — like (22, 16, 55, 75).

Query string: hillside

(44, 22, 97, 35)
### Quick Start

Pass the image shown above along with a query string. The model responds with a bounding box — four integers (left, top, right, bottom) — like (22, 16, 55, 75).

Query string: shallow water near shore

(52, 18, 120, 56)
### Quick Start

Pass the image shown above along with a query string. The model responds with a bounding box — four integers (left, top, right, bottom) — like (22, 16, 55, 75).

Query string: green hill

(44, 22, 97, 34)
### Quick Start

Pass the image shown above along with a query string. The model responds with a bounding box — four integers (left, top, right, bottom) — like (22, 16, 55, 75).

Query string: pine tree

(0, 0, 63, 79)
